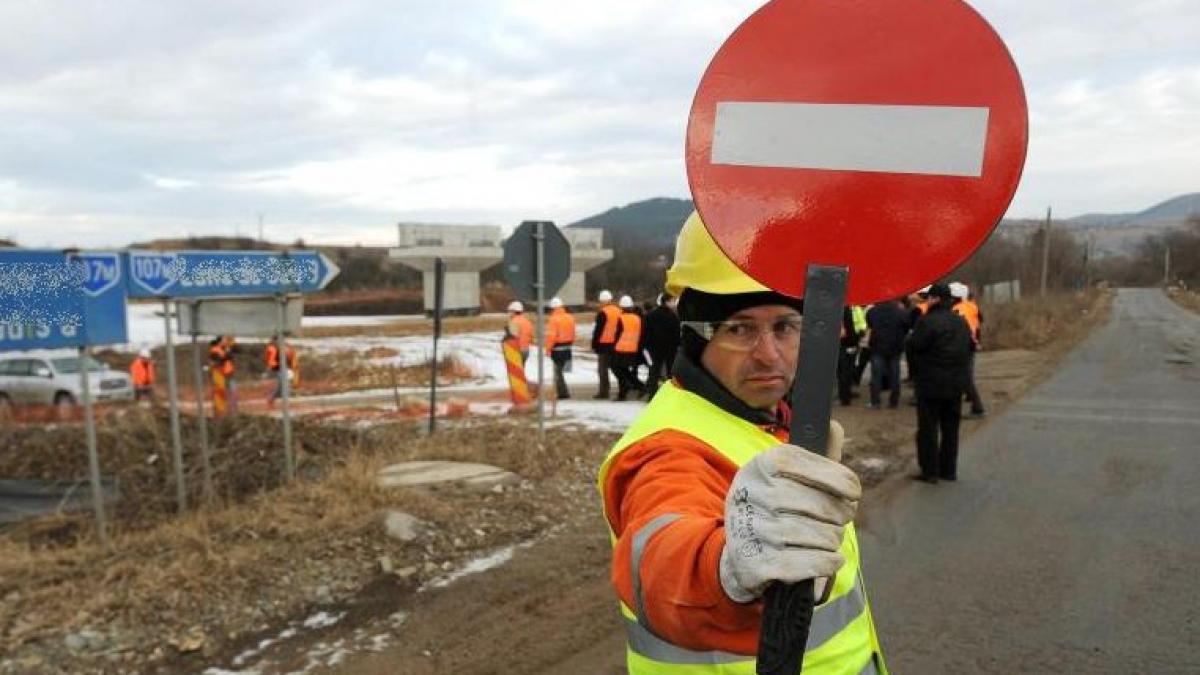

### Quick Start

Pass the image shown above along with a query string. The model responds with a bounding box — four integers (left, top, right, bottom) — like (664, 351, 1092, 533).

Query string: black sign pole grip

(756, 264, 848, 675)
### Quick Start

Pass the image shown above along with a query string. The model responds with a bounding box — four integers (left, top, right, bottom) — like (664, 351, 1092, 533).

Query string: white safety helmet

(507, 300, 524, 313)
(598, 289, 614, 303)
(618, 295, 634, 309)
(917, 285, 931, 297)
(949, 282, 969, 300)
(138, 348, 151, 359)
(549, 297, 563, 309)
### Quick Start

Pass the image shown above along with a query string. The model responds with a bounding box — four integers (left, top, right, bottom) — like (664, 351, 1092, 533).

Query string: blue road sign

(71, 252, 129, 346)
(0, 250, 128, 351)
(125, 250, 340, 298)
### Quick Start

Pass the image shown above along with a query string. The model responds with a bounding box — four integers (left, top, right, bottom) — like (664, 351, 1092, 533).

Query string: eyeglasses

(681, 316, 803, 353)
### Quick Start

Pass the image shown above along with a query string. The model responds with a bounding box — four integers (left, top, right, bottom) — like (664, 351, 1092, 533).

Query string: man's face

(700, 304, 799, 411)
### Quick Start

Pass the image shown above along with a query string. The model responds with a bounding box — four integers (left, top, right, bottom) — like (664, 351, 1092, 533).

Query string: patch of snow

(301, 610, 345, 629)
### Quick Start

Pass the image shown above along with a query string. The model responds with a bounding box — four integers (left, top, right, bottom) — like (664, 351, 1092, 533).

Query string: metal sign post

(276, 295, 295, 481)
(2, 250, 128, 547)
(161, 301, 187, 512)
(77, 345, 110, 551)
(534, 222, 546, 445)
(429, 257, 445, 435)
(188, 302, 213, 502)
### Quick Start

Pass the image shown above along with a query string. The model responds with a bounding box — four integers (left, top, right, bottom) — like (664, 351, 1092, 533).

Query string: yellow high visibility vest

(598, 382, 887, 675)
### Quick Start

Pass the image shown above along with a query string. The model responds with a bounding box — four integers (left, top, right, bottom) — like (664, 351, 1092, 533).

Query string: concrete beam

(560, 228, 613, 306)
(388, 223, 506, 314)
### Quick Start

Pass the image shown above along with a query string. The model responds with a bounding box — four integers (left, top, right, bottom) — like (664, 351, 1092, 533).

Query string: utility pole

(1164, 245, 1171, 287)
(1039, 206, 1052, 297)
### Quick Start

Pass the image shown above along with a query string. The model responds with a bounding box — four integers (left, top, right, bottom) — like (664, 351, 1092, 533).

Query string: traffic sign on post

(0, 250, 128, 350)
(685, 1, 1027, 672)
(686, 0, 1028, 305)
(125, 250, 340, 298)
(502, 221, 570, 301)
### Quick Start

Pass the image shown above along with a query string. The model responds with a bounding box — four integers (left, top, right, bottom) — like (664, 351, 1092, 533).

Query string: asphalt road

(860, 289, 1200, 673)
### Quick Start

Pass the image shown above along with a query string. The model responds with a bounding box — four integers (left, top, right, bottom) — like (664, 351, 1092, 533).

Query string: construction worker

(265, 336, 299, 408)
(129, 348, 155, 403)
(909, 283, 973, 483)
(591, 289, 622, 399)
(851, 304, 871, 387)
(545, 297, 576, 400)
(611, 295, 646, 401)
(904, 286, 931, 386)
(951, 282, 986, 418)
(505, 301, 534, 366)
(837, 306, 860, 406)
(597, 213, 886, 674)
(208, 335, 238, 416)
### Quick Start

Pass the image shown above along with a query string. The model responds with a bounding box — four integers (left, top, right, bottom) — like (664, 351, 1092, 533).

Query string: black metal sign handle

(756, 264, 848, 675)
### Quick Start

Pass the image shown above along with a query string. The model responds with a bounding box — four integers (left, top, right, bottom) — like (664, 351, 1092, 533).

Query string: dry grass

(297, 351, 477, 395)
(0, 417, 613, 666)
(1167, 288, 1200, 314)
(983, 289, 1112, 351)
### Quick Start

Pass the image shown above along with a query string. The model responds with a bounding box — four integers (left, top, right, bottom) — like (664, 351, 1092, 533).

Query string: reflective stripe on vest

(599, 304, 622, 344)
(598, 382, 887, 675)
(616, 313, 641, 353)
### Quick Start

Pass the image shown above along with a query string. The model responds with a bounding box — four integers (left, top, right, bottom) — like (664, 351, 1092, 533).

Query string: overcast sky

(1, 0, 1197, 248)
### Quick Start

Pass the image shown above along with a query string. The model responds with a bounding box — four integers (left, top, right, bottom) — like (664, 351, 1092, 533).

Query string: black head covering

(676, 288, 803, 362)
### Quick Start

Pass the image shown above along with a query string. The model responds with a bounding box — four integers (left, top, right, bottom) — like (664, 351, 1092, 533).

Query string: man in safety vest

(545, 297, 576, 400)
(611, 295, 646, 401)
(505, 301, 534, 366)
(265, 336, 299, 408)
(591, 289, 622, 399)
(208, 335, 238, 416)
(129, 348, 156, 403)
(598, 212, 887, 674)
(950, 282, 985, 418)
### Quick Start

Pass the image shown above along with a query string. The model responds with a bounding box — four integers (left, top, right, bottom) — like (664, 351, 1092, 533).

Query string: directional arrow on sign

(125, 250, 341, 298)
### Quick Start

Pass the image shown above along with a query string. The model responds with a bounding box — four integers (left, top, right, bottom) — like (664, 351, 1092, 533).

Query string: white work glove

(719, 421, 860, 604)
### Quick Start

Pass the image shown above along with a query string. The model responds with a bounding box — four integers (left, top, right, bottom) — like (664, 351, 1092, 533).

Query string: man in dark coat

(641, 293, 681, 398)
(866, 297, 910, 408)
(907, 283, 973, 483)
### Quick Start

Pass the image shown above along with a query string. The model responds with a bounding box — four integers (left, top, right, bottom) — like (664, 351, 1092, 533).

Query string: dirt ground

(0, 291, 1111, 674)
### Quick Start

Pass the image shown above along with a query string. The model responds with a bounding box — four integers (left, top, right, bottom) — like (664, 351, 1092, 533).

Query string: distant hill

(568, 197, 694, 248)
(567, 197, 694, 299)
(1067, 193, 1200, 228)
(0, 238, 15, 248)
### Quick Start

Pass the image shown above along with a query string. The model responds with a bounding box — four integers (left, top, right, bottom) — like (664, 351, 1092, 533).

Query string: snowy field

(123, 303, 609, 395)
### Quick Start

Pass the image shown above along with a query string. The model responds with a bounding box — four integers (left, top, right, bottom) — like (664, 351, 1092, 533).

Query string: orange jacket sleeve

(603, 428, 778, 655)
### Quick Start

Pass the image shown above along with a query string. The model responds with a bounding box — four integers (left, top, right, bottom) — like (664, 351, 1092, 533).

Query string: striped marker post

(502, 338, 532, 406)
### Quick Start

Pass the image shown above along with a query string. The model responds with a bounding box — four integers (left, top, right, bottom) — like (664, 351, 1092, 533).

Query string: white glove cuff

(719, 546, 757, 604)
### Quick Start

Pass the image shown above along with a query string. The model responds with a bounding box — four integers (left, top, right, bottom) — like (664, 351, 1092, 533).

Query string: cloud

(0, 0, 1196, 247)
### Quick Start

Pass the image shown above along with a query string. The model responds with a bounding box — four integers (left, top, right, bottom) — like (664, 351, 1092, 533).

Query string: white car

(0, 350, 133, 415)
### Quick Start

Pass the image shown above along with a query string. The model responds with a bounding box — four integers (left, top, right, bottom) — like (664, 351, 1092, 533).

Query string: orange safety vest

(130, 358, 155, 387)
(210, 344, 235, 376)
(266, 343, 297, 370)
(615, 312, 641, 354)
(598, 304, 622, 345)
(546, 308, 577, 353)
(954, 300, 981, 342)
(510, 314, 534, 351)
(916, 300, 931, 316)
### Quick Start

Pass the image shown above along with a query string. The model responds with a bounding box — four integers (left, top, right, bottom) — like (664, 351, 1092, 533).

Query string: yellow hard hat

(665, 211, 769, 297)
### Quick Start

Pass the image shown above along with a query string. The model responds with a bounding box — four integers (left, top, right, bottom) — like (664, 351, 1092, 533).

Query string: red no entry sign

(686, 0, 1028, 304)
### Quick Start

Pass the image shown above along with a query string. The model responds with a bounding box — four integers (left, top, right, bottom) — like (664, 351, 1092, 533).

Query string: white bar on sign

(711, 102, 990, 177)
